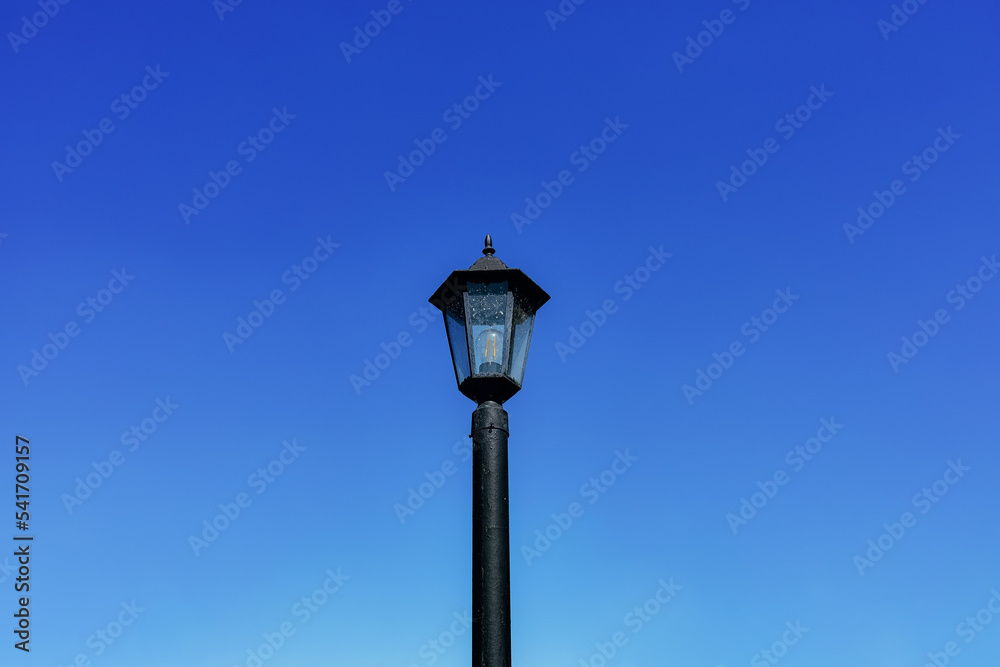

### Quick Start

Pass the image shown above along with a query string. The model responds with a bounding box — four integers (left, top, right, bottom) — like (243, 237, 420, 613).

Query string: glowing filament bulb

(475, 328, 503, 373)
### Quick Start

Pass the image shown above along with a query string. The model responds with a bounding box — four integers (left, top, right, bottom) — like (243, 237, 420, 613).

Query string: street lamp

(429, 234, 549, 667)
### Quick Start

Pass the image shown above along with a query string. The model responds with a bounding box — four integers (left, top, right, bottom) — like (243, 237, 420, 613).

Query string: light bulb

(475, 328, 503, 374)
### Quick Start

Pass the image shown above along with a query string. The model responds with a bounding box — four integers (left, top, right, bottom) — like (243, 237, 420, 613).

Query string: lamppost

(428, 234, 549, 667)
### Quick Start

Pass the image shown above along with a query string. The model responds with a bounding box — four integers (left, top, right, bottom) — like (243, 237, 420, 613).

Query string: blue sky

(2, 0, 999, 665)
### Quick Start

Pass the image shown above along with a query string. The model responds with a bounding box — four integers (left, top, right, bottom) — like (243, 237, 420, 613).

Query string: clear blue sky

(2, 0, 999, 665)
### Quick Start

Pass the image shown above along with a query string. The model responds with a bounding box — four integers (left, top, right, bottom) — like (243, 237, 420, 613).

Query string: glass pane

(445, 300, 470, 384)
(467, 281, 507, 375)
(508, 297, 535, 385)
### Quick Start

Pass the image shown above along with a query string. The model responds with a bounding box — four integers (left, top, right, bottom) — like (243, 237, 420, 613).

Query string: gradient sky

(2, 0, 999, 666)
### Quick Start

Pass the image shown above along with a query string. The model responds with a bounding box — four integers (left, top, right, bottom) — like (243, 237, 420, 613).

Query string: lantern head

(429, 235, 549, 404)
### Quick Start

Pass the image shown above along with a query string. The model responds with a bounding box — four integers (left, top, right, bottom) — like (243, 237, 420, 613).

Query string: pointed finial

(483, 234, 495, 256)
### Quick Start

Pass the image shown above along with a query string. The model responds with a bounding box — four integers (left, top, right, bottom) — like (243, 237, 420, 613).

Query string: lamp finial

(483, 234, 495, 256)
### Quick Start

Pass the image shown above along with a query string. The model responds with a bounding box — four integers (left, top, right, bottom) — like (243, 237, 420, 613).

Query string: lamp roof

(429, 235, 550, 313)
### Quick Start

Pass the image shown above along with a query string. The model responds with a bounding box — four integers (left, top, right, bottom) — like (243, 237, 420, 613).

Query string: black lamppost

(429, 235, 549, 667)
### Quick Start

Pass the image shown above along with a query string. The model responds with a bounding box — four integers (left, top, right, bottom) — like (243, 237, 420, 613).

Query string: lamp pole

(472, 400, 511, 667)
(428, 234, 549, 667)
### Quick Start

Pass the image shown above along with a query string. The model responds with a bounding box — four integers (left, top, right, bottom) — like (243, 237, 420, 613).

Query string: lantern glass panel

(466, 281, 508, 375)
(444, 298, 470, 384)
(508, 296, 535, 385)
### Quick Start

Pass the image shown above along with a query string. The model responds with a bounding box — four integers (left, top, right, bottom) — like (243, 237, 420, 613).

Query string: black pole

(471, 400, 511, 667)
